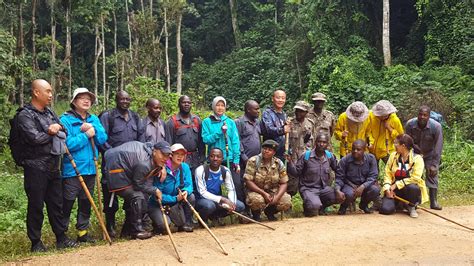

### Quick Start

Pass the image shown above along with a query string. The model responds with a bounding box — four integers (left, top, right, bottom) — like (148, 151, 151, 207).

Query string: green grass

(0, 135, 472, 263)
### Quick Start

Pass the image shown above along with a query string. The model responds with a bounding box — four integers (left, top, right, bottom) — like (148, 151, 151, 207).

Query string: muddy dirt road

(17, 205, 474, 265)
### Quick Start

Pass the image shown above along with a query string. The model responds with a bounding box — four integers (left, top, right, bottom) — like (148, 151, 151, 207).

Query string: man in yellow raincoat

(334, 101, 370, 158)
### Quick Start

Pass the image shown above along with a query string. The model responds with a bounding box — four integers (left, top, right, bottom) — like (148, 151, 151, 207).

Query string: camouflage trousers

(246, 191, 292, 212)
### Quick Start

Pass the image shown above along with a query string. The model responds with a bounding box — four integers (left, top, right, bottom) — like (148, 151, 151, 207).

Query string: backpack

(203, 164, 227, 181)
(430, 111, 446, 126)
(171, 114, 199, 132)
(8, 107, 32, 166)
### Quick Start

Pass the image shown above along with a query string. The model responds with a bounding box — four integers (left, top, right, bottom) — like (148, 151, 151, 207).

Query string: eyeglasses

(77, 96, 92, 101)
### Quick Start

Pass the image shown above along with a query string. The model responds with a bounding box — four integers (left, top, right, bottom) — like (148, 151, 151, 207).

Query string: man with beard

(143, 98, 166, 144)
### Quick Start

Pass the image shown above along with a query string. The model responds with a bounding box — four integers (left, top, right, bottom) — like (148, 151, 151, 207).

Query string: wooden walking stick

(394, 195, 473, 232)
(178, 189, 228, 255)
(90, 138, 105, 240)
(157, 199, 183, 263)
(64, 147, 113, 245)
(221, 203, 275, 230)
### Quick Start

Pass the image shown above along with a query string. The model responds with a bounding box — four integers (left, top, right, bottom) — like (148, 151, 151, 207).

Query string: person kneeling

(148, 144, 195, 234)
(195, 148, 245, 224)
(244, 140, 292, 221)
(335, 140, 380, 215)
(379, 134, 429, 218)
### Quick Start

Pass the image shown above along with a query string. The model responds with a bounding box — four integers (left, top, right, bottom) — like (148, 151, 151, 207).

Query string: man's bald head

(31, 79, 53, 108)
(146, 98, 160, 108)
(272, 89, 286, 110)
(115, 90, 131, 111)
(273, 89, 286, 98)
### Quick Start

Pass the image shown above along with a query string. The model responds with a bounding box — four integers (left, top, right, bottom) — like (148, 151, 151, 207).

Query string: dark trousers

(224, 162, 246, 205)
(340, 183, 380, 208)
(380, 184, 421, 215)
(116, 188, 147, 234)
(24, 166, 66, 243)
(148, 193, 196, 232)
(62, 175, 95, 231)
(196, 198, 245, 221)
(300, 186, 336, 213)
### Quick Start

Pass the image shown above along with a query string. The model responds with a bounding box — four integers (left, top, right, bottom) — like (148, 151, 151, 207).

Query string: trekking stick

(221, 203, 275, 230)
(90, 138, 105, 240)
(157, 199, 183, 263)
(64, 147, 113, 245)
(178, 189, 228, 255)
(223, 122, 230, 169)
(394, 195, 473, 232)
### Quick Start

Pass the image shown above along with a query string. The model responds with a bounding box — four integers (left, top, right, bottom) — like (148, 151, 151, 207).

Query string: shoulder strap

(255, 155, 262, 169)
(108, 109, 116, 132)
(179, 164, 184, 189)
(204, 164, 210, 181)
(220, 165, 227, 180)
(304, 150, 311, 161)
(193, 116, 200, 130)
(324, 150, 333, 159)
(171, 115, 179, 131)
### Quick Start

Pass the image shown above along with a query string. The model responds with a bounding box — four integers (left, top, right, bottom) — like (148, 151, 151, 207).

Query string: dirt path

(16, 206, 474, 265)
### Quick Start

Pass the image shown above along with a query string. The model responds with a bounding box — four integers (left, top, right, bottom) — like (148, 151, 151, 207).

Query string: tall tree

(164, 7, 170, 92)
(16, 0, 25, 106)
(31, 0, 38, 71)
(64, 0, 72, 98)
(382, 0, 391, 66)
(229, 0, 241, 49)
(176, 10, 183, 94)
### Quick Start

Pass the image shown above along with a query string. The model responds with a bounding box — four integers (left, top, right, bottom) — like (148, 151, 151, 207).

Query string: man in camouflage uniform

(307, 92, 336, 151)
(287, 101, 314, 196)
(244, 140, 292, 221)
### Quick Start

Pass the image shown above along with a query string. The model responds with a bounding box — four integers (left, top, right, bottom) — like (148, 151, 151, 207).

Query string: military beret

(262, 139, 279, 150)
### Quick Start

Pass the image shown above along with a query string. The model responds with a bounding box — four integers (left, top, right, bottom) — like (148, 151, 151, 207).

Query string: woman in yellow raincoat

(334, 101, 370, 158)
(379, 134, 429, 218)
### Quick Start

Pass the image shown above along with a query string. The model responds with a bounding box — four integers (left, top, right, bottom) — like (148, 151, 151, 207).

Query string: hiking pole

(157, 199, 183, 263)
(221, 203, 275, 230)
(223, 122, 230, 169)
(394, 195, 473, 232)
(90, 138, 105, 240)
(178, 189, 228, 255)
(64, 147, 113, 245)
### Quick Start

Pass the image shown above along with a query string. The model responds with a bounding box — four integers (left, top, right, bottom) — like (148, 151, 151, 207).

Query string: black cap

(153, 141, 172, 154)
(262, 139, 279, 151)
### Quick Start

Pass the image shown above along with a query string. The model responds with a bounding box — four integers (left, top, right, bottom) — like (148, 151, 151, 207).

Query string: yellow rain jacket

(367, 111, 404, 160)
(383, 150, 429, 203)
(334, 112, 370, 157)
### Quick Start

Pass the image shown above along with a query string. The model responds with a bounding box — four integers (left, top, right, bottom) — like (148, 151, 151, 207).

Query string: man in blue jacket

(148, 144, 196, 233)
(60, 88, 107, 243)
(261, 90, 290, 160)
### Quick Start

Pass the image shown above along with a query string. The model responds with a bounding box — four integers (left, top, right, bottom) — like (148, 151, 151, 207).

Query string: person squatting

(14, 80, 444, 252)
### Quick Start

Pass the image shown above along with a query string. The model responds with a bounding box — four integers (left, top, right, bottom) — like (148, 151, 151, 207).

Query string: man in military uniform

(244, 140, 292, 221)
(307, 92, 336, 151)
(287, 101, 314, 196)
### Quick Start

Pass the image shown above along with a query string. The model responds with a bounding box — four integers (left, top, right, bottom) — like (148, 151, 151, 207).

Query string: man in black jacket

(104, 140, 170, 239)
(17, 79, 79, 252)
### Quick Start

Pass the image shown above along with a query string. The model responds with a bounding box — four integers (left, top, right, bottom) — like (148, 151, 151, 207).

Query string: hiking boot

(105, 213, 117, 238)
(338, 205, 347, 215)
(359, 203, 373, 214)
(408, 206, 418, 218)
(318, 208, 328, 216)
(429, 188, 442, 210)
(251, 210, 261, 222)
(264, 206, 278, 221)
(77, 233, 96, 243)
(178, 223, 194, 233)
(56, 237, 80, 249)
(131, 231, 153, 240)
(31, 241, 47, 253)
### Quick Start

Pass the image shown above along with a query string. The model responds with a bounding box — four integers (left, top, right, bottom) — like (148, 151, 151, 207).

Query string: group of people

(16, 79, 443, 253)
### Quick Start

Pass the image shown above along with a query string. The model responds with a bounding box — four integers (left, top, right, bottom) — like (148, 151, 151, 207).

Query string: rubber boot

(264, 205, 278, 221)
(429, 188, 442, 210)
(337, 204, 348, 215)
(105, 212, 116, 238)
(251, 210, 261, 222)
(130, 199, 152, 240)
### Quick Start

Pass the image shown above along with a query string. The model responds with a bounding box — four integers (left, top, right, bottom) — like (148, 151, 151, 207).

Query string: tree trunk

(125, 0, 133, 63)
(164, 8, 170, 93)
(113, 9, 118, 91)
(65, 0, 72, 98)
(93, 25, 103, 103)
(16, 0, 25, 106)
(120, 57, 125, 91)
(50, 4, 56, 106)
(140, 0, 145, 14)
(229, 0, 241, 49)
(149, 0, 153, 17)
(101, 14, 106, 107)
(31, 0, 38, 72)
(176, 12, 183, 95)
(382, 0, 391, 66)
